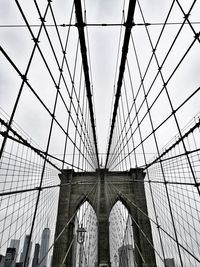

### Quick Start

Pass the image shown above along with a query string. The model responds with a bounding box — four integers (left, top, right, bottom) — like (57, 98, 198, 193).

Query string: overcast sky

(0, 1, 200, 159)
(0, 0, 200, 164)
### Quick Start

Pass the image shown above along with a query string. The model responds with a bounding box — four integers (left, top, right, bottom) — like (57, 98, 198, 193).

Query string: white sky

(0, 0, 200, 164)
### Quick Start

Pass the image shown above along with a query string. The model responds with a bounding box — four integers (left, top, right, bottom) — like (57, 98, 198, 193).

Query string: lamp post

(77, 224, 86, 244)
(77, 224, 86, 267)
(114, 254, 118, 267)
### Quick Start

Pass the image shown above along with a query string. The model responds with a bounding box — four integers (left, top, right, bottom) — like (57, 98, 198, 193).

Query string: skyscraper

(118, 245, 135, 267)
(4, 248, 16, 267)
(0, 254, 5, 267)
(39, 228, 50, 267)
(164, 258, 175, 267)
(10, 239, 20, 263)
(32, 243, 40, 267)
(19, 235, 32, 267)
(0, 255, 5, 267)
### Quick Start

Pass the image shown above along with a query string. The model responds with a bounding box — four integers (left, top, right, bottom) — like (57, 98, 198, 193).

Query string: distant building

(39, 228, 50, 267)
(0, 255, 5, 267)
(118, 245, 134, 267)
(164, 258, 175, 267)
(19, 235, 32, 267)
(4, 247, 16, 267)
(32, 243, 40, 267)
(10, 239, 20, 263)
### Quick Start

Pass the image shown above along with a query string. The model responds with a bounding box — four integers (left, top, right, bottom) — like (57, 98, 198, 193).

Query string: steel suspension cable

(74, 0, 99, 168)
(105, 0, 137, 168)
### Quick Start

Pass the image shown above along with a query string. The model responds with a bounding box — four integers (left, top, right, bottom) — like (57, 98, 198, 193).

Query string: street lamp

(77, 224, 86, 267)
(77, 224, 86, 244)
(114, 254, 118, 267)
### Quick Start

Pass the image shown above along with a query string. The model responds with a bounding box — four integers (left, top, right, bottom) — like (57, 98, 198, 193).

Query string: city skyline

(0, 227, 51, 267)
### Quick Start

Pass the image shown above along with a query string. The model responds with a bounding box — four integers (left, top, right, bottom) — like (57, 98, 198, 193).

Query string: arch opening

(109, 200, 135, 267)
(73, 200, 98, 267)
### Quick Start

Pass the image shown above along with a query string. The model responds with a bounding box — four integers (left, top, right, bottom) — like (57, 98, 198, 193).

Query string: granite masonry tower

(52, 169, 156, 267)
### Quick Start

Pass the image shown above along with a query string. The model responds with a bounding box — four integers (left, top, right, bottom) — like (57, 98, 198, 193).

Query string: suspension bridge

(0, 0, 200, 266)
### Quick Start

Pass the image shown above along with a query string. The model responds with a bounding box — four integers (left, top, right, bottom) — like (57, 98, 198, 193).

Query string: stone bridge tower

(52, 169, 157, 267)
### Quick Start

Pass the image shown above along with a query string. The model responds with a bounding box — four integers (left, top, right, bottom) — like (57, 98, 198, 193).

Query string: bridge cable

(105, 0, 137, 168)
(74, 0, 99, 168)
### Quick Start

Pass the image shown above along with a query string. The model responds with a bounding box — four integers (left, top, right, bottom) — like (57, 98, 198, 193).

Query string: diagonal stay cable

(0, 1, 50, 161)
(16, 0, 97, 170)
(105, 0, 137, 168)
(0, 46, 94, 171)
(47, 2, 98, 169)
(109, 0, 200, 171)
(74, 0, 99, 168)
